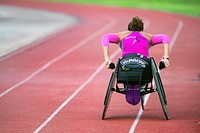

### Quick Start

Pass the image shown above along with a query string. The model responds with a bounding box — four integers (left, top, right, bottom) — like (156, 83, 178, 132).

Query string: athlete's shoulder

(116, 31, 132, 40)
(140, 32, 153, 40)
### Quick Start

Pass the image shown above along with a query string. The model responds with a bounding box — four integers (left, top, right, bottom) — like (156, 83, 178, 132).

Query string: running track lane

(0, 1, 200, 133)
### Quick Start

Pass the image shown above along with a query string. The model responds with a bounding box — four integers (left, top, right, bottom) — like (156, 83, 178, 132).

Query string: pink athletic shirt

(101, 32, 170, 58)
(121, 32, 149, 57)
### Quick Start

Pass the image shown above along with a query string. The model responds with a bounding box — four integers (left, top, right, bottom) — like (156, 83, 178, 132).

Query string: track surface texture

(0, 0, 200, 133)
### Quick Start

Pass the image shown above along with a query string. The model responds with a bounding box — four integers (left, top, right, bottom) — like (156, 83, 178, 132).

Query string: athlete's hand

(159, 58, 170, 70)
(105, 59, 115, 69)
(104, 59, 112, 68)
(108, 62, 115, 69)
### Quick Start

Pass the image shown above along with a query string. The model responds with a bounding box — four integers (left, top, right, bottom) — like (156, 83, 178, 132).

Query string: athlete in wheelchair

(101, 16, 170, 120)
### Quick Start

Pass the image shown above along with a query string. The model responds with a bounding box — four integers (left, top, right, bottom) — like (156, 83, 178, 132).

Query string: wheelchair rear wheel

(154, 71, 169, 120)
(151, 58, 170, 120)
(102, 72, 116, 120)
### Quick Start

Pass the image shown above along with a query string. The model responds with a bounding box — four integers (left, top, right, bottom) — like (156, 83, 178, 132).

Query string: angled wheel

(102, 72, 116, 120)
(155, 72, 167, 105)
(154, 72, 169, 120)
(151, 58, 170, 120)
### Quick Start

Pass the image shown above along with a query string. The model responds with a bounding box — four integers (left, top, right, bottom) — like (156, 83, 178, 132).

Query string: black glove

(109, 62, 115, 69)
(159, 61, 166, 70)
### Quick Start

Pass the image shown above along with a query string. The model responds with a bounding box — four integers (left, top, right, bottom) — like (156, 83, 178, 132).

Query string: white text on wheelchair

(120, 57, 148, 68)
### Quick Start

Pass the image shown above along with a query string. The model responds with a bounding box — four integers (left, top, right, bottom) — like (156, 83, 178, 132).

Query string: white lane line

(129, 20, 184, 133)
(170, 21, 184, 51)
(0, 18, 117, 98)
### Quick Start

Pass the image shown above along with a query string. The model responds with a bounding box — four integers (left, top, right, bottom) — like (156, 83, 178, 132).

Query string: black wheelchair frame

(102, 56, 169, 120)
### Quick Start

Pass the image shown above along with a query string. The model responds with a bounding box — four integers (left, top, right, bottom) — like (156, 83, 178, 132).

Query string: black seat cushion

(117, 54, 152, 84)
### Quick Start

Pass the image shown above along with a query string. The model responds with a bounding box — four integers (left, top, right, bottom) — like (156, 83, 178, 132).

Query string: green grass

(41, 0, 200, 17)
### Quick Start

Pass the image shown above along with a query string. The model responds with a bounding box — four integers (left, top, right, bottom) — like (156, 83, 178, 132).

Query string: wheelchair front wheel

(102, 72, 116, 120)
(141, 95, 145, 110)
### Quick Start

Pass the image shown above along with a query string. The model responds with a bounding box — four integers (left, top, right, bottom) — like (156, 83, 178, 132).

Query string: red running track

(0, 1, 200, 133)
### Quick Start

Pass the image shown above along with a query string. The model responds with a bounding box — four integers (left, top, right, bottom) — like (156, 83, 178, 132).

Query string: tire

(151, 58, 170, 120)
(154, 72, 170, 120)
(102, 72, 116, 120)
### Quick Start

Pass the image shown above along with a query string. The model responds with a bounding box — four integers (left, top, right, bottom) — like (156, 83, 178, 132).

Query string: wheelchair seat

(117, 54, 152, 85)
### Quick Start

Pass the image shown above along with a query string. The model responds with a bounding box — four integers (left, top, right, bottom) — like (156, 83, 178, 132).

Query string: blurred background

(41, 0, 200, 17)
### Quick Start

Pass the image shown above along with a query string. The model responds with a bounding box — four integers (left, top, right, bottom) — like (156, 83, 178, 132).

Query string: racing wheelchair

(102, 54, 169, 120)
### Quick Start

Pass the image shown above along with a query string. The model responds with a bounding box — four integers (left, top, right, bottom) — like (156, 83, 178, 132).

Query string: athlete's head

(128, 16, 144, 31)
